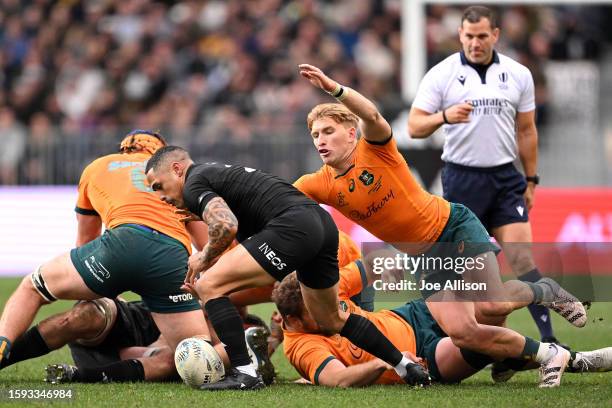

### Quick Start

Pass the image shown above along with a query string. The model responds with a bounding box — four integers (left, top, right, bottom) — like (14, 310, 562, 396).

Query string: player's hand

(445, 102, 474, 124)
(175, 209, 202, 223)
(298, 64, 337, 93)
(375, 357, 394, 371)
(180, 281, 200, 300)
(524, 183, 535, 210)
(186, 246, 221, 284)
(403, 351, 423, 366)
(186, 252, 206, 284)
(268, 311, 284, 356)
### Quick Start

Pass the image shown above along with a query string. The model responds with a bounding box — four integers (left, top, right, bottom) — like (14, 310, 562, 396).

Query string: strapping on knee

(74, 298, 118, 346)
(30, 266, 57, 303)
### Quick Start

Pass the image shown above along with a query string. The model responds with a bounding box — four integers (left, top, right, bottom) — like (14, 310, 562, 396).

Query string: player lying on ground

(272, 266, 612, 388)
(4, 229, 360, 384)
(0, 297, 271, 384)
(34, 230, 365, 385)
(0, 131, 211, 379)
(145, 146, 430, 390)
(293, 63, 587, 387)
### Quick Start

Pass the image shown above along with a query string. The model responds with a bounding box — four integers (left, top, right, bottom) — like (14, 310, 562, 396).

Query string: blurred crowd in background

(0, 0, 610, 185)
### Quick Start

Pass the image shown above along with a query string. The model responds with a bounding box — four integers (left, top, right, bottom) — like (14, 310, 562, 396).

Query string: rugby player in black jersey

(145, 146, 430, 391)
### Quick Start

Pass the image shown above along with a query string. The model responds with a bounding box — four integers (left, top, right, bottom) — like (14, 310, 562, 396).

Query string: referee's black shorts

(242, 204, 340, 289)
(441, 162, 529, 232)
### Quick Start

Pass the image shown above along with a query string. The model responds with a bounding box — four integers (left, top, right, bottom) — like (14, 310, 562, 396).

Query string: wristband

(327, 83, 349, 101)
(327, 83, 342, 97)
(442, 109, 450, 124)
(335, 86, 349, 101)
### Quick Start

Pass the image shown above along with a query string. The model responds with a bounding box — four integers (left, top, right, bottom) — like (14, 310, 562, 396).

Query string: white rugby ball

(174, 337, 225, 387)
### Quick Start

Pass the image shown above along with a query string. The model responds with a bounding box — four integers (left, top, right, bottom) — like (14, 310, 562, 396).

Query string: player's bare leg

(493, 222, 567, 345)
(150, 311, 210, 352)
(433, 338, 479, 383)
(426, 292, 570, 387)
(461, 250, 586, 328)
(1, 300, 108, 370)
(0, 252, 99, 364)
(462, 251, 532, 325)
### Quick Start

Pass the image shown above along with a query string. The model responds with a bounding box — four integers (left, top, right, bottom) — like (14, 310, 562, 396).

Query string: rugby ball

(174, 337, 225, 387)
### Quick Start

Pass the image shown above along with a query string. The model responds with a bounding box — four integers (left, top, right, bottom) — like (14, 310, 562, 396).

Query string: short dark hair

(145, 145, 189, 174)
(461, 6, 497, 29)
(271, 272, 304, 319)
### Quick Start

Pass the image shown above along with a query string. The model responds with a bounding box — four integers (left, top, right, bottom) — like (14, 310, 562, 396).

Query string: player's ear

(171, 161, 183, 177)
(348, 127, 357, 141)
(492, 27, 500, 43)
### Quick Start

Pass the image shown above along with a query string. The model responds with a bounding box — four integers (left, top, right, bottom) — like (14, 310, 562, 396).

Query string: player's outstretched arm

(299, 64, 392, 143)
(317, 358, 391, 387)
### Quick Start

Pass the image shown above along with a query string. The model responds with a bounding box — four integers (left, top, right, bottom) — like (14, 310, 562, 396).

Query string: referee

(408, 6, 562, 347)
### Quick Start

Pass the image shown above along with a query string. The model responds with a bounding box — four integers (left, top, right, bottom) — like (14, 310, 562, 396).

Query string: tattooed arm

(185, 197, 238, 284)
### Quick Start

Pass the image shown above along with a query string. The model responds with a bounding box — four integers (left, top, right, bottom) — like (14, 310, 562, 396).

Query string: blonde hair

(306, 103, 359, 131)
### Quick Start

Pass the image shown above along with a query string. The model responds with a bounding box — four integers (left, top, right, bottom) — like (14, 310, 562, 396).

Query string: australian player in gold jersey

(293, 64, 587, 387)
(0, 130, 210, 382)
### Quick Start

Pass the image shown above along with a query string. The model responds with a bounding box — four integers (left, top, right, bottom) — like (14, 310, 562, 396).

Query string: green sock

(521, 336, 540, 360)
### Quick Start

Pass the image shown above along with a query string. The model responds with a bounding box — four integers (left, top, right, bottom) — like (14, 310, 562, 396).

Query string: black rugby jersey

(183, 162, 317, 241)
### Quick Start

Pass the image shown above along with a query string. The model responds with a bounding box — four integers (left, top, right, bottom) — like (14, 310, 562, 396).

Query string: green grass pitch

(0, 277, 610, 408)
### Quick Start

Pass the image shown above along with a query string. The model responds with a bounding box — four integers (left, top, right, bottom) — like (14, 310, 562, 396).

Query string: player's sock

(0, 326, 50, 368)
(459, 348, 494, 370)
(393, 355, 414, 378)
(0, 336, 12, 365)
(339, 313, 404, 374)
(534, 342, 557, 363)
(234, 364, 257, 377)
(205, 297, 254, 375)
(520, 336, 545, 361)
(519, 269, 554, 339)
(76, 359, 145, 382)
(523, 280, 544, 303)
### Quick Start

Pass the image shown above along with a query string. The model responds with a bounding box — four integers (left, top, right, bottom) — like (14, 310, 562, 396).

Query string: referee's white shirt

(412, 51, 535, 167)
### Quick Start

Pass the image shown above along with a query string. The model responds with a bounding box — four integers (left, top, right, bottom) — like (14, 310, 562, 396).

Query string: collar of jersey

(185, 163, 195, 180)
(460, 50, 500, 67)
(333, 164, 355, 179)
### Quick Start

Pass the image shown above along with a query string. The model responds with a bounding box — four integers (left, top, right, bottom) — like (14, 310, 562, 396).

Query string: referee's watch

(525, 175, 540, 185)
